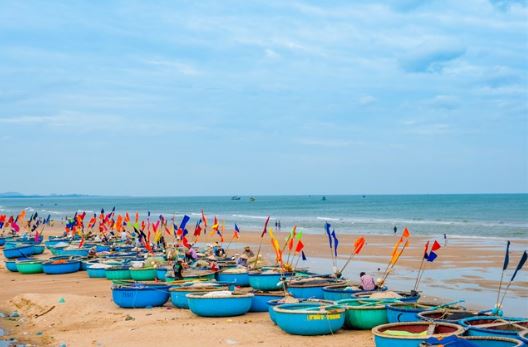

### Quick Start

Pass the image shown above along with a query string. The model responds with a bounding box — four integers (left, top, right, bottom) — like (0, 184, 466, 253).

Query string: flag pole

(252, 235, 265, 269)
(495, 241, 510, 308)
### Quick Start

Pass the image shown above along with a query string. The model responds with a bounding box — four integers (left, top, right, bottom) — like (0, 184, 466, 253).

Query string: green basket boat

(130, 267, 157, 281)
(105, 267, 131, 280)
(337, 298, 398, 330)
(16, 260, 44, 274)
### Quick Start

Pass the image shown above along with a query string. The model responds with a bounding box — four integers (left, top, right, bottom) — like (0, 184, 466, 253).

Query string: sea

(0, 194, 527, 239)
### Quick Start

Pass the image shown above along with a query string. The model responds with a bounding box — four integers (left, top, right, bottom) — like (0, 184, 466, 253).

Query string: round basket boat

(420, 335, 524, 347)
(130, 267, 157, 281)
(459, 316, 528, 339)
(170, 284, 229, 309)
(273, 302, 346, 336)
(372, 321, 465, 347)
(248, 271, 293, 291)
(3, 244, 35, 259)
(387, 303, 434, 323)
(268, 298, 335, 324)
(16, 260, 43, 274)
(112, 283, 170, 308)
(287, 278, 344, 300)
(518, 330, 528, 345)
(250, 291, 285, 312)
(338, 298, 398, 330)
(354, 290, 420, 302)
(418, 309, 481, 324)
(322, 283, 387, 301)
(87, 264, 111, 278)
(156, 267, 168, 281)
(42, 259, 81, 274)
(186, 292, 254, 317)
(216, 269, 250, 287)
(105, 266, 132, 280)
(31, 245, 45, 255)
(5, 259, 22, 272)
(182, 270, 216, 281)
(59, 248, 90, 257)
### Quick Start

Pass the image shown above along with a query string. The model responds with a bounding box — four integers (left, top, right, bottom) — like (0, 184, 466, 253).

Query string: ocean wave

(317, 216, 341, 221)
(232, 214, 270, 220)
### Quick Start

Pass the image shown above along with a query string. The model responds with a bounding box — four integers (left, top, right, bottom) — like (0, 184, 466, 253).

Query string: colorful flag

(354, 236, 366, 255)
(261, 216, 270, 237)
(233, 224, 240, 239)
(503, 240, 511, 271)
(301, 250, 307, 261)
(201, 210, 208, 228)
(325, 222, 332, 249)
(331, 230, 339, 256)
(295, 240, 304, 253)
(423, 241, 430, 259)
(194, 219, 202, 237)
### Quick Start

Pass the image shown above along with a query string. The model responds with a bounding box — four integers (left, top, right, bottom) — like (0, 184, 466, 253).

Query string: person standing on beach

(444, 233, 447, 246)
(393, 226, 397, 234)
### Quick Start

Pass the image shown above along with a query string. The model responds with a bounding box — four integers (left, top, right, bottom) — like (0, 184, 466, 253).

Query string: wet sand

(0, 225, 527, 346)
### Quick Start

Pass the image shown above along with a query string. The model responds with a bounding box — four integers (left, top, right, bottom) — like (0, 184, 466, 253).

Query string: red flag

(423, 241, 430, 258)
(125, 212, 130, 223)
(261, 216, 270, 237)
(354, 236, 366, 255)
(288, 237, 295, 251)
(402, 227, 410, 238)
(431, 240, 441, 252)
(201, 210, 208, 227)
(164, 225, 171, 236)
(182, 236, 191, 249)
(135, 212, 139, 224)
(295, 240, 304, 253)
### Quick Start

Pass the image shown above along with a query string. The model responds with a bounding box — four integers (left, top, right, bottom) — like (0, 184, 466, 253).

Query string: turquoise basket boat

(459, 316, 528, 339)
(5, 259, 21, 272)
(3, 244, 35, 259)
(130, 267, 157, 281)
(268, 298, 335, 324)
(338, 298, 398, 330)
(355, 290, 420, 303)
(105, 267, 132, 280)
(87, 265, 108, 278)
(248, 271, 293, 291)
(372, 321, 464, 347)
(387, 303, 433, 323)
(322, 283, 387, 301)
(421, 335, 523, 347)
(216, 271, 250, 287)
(156, 267, 168, 281)
(112, 283, 170, 308)
(186, 292, 254, 317)
(16, 260, 44, 274)
(250, 291, 285, 312)
(31, 245, 45, 255)
(42, 259, 82, 274)
(170, 285, 228, 309)
(273, 302, 346, 336)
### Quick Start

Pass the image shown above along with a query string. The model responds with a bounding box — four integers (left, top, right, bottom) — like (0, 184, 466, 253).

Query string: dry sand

(1, 225, 527, 346)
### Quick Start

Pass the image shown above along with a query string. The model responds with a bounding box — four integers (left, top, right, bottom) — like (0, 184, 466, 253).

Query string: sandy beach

(1, 224, 527, 347)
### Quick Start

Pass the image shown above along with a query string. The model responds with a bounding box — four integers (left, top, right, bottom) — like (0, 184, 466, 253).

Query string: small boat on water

(42, 259, 82, 274)
(459, 316, 528, 339)
(186, 292, 254, 317)
(372, 321, 465, 347)
(112, 282, 170, 308)
(231, 196, 241, 201)
(273, 302, 346, 336)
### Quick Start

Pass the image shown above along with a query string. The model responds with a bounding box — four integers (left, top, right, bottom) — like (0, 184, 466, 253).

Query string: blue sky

(0, 0, 527, 196)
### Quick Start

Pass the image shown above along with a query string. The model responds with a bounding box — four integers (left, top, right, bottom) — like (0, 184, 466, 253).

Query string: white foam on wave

(317, 216, 340, 222)
(232, 214, 270, 220)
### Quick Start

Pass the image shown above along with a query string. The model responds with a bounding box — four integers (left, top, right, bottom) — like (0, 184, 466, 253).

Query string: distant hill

(0, 192, 91, 198)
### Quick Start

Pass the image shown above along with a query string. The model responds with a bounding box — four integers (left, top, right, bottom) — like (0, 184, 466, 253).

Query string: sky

(0, 0, 527, 196)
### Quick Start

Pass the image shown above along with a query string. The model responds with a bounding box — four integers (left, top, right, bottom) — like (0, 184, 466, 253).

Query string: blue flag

(503, 240, 511, 271)
(426, 251, 438, 262)
(301, 250, 307, 261)
(179, 215, 191, 231)
(331, 230, 339, 256)
(325, 222, 332, 249)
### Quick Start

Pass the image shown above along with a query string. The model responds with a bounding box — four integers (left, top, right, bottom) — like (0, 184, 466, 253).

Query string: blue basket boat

(58, 248, 90, 257)
(112, 283, 170, 308)
(31, 245, 45, 255)
(250, 291, 285, 312)
(5, 258, 28, 272)
(186, 292, 254, 317)
(87, 265, 109, 278)
(459, 316, 528, 339)
(268, 298, 335, 324)
(287, 279, 344, 300)
(248, 271, 293, 291)
(45, 238, 70, 248)
(170, 284, 229, 309)
(156, 267, 168, 281)
(216, 270, 250, 287)
(387, 303, 433, 323)
(355, 290, 420, 303)
(421, 335, 524, 347)
(42, 259, 82, 274)
(322, 283, 387, 301)
(3, 244, 35, 259)
(273, 302, 345, 336)
(372, 321, 465, 347)
(418, 309, 483, 324)
(518, 330, 528, 346)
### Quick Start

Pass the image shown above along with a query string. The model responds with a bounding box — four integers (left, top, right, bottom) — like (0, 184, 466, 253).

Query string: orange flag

(354, 236, 366, 255)
(390, 239, 409, 265)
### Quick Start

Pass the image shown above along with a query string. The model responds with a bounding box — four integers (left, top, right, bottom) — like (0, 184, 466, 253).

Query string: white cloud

(358, 95, 377, 105)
